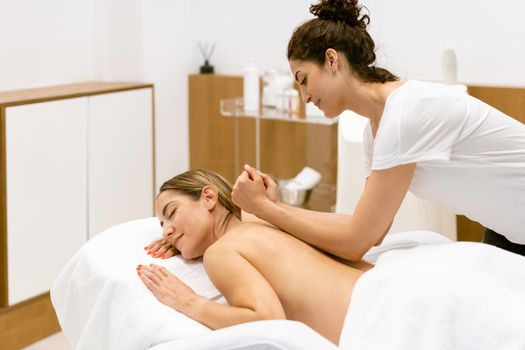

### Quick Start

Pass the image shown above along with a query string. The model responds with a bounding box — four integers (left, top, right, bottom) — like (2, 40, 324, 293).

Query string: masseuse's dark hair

(287, 0, 398, 83)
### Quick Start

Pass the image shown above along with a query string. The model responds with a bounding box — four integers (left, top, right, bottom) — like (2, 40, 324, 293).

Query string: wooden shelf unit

(189, 74, 338, 213)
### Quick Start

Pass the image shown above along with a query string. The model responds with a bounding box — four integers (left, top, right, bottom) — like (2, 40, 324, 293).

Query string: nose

(162, 222, 174, 239)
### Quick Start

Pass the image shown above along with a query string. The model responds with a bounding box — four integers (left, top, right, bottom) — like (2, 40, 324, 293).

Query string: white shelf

(220, 97, 338, 125)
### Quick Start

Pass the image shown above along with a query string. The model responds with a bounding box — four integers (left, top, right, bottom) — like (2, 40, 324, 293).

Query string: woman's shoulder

(387, 80, 466, 106)
(383, 80, 469, 129)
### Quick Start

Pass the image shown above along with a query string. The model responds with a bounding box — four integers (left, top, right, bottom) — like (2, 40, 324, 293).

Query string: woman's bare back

(205, 222, 367, 344)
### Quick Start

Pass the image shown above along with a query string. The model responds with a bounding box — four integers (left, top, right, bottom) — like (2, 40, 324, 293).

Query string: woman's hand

(144, 238, 179, 259)
(137, 264, 201, 312)
(232, 165, 279, 215)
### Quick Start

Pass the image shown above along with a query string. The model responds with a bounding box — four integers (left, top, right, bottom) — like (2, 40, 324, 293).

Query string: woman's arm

(233, 164, 415, 261)
(138, 243, 285, 330)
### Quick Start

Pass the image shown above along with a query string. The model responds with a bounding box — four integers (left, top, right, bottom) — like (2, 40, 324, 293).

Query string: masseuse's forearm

(183, 296, 282, 330)
(259, 201, 371, 261)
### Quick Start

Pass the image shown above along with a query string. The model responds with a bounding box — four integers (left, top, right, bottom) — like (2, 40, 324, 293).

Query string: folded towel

(284, 166, 322, 191)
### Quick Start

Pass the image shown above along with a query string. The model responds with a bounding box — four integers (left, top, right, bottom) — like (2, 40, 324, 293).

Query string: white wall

(189, 0, 311, 74)
(94, 0, 144, 81)
(190, 0, 525, 86)
(0, 0, 95, 90)
(142, 0, 193, 188)
(364, 0, 525, 86)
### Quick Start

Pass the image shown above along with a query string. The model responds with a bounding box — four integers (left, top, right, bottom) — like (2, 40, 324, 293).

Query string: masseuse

(231, 0, 525, 257)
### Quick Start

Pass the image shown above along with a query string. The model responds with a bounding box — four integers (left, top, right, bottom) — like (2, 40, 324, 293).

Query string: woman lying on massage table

(139, 169, 525, 348)
(139, 168, 370, 345)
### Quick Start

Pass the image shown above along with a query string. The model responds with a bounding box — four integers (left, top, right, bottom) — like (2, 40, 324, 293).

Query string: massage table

(51, 217, 525, 349)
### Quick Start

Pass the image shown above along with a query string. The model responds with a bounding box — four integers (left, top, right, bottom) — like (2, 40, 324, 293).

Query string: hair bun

(310, 0, 369, 29)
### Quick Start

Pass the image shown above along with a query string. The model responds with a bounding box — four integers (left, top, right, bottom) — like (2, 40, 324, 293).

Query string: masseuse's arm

(233, 164, 415, 261)
(241, 210, 277, 228)
(139, 242, 285, 330)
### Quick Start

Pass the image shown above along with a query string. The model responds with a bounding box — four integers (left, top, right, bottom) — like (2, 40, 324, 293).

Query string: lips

(169, 233, 183, 248)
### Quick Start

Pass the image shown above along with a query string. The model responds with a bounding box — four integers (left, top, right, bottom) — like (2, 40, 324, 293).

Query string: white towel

(284, 166, 322, 191)
(51, 217, 220, 350)
(340, 242, 525, 350)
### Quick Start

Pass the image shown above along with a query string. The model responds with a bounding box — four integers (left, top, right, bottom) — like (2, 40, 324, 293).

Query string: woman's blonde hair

(159, 169, 241, 220)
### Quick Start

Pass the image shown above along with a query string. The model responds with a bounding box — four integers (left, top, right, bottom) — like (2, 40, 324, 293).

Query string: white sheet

(150, 320, 337, 350)
(51, 216, 452, 349)
(340, 242, 525, 350)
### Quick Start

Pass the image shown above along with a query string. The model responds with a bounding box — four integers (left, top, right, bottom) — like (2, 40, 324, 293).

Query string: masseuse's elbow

(341, 223, 390, 261)
(343, 249, 367, 262)
(339, 239, 373, 262)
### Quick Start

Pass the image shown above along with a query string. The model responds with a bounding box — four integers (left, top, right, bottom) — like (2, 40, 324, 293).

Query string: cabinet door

(5, 98, 88, 305)
(88, 88, 154, 238)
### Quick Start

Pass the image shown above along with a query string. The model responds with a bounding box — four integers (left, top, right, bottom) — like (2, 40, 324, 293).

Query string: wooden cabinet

(0, 81, 155, 348)
(5, 97, 89, 305)
(87, 89, 155, 238)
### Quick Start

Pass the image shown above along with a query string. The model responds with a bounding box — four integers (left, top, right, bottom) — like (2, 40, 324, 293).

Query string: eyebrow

(294, 71, 301, 82)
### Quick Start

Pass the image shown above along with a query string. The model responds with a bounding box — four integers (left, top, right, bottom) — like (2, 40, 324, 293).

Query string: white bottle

(243, 60, 260, 112)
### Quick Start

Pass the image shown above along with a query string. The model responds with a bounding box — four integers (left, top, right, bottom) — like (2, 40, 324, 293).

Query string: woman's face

(289, 57, 348, 118)
(155, 190, 214, 259)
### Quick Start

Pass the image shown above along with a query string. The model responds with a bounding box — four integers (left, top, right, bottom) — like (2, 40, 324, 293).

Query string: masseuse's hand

(137, 264, 200, 312)
(232, 164, 279, 215)
(144, 238, 180, 259)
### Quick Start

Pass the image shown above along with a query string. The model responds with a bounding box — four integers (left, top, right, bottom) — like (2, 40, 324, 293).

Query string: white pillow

(52, 217, 220, 349)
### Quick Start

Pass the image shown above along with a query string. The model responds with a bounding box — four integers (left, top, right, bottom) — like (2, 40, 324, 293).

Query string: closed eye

(168, 208, 176, 219)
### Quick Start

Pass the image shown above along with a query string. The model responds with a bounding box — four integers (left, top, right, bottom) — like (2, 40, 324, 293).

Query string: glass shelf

(220, 97, 338, 125)
(219, 97, 338, 184)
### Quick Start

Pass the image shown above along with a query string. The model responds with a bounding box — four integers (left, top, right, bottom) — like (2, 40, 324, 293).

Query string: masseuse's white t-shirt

(363, 80, 525, 244)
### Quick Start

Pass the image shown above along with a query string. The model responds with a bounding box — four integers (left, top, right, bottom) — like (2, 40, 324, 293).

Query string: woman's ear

(201, 186, 218, 210)
(325, 48, 339, 72)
